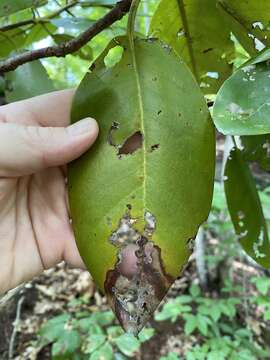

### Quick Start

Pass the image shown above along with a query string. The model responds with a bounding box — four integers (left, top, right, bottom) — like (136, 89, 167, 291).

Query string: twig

(0, 284, 24, 311)
(8, 296, 25, 360)
(0, 0, 132, 74)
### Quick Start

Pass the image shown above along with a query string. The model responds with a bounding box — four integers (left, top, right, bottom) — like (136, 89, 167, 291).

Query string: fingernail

(68, 118, 96, 136)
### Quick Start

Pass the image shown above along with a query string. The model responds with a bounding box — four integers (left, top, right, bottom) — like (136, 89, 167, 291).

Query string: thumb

(0, 118, 99, 177)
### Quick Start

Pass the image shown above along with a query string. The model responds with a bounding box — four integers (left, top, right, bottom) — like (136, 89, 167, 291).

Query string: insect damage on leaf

(118, 131, 143, 156)
(108, 122, 143, 158)
(104, 211, 173, 335)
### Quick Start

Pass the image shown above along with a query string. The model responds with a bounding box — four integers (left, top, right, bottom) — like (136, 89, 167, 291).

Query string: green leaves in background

(241, 134, 270, 171)
(150, 0, 234, 93)
(213, 50, 270, 136)
(224, 148, 270, 268)
(217, 0, 270, 56)
(0, 0, 47, 17)
(5, 60, 54, 102)
(0, 29, 26, 58)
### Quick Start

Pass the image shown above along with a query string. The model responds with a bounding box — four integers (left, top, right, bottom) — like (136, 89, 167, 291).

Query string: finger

(0, 89, 75, 127)
(0, 118, 99, 177)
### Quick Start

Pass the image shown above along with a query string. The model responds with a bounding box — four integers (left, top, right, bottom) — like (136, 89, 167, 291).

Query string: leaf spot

(118, 131, 143, 156)
(150, 144, 160, 152)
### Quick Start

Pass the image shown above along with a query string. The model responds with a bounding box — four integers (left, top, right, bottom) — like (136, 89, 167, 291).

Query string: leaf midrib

(130, 39, 147, 212)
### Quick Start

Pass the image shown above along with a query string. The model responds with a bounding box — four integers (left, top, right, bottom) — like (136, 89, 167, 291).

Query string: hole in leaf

(118, 131, 143, 156)
(104, 45, 124, 69)
(150, 144, 160, 152)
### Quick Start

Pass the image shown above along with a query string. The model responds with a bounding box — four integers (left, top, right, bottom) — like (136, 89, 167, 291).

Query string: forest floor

(0, 249, 268, 360)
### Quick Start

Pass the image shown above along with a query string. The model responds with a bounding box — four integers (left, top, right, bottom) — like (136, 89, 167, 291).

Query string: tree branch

(0, 0, 132, 74)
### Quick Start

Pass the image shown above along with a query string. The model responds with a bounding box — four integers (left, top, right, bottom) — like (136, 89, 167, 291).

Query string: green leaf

(90, 311, 115, 326)
(39, 314, 70, 345)
(52, 330, 81, 359)
(24, 23, 57, 48)
(68, 35, 215, 330)
(138, 328, 155, 342)
(217, 0, 270, 55)
(0, 29, 26, 58)
(114, 334, 140, 357)
(51, 18, 95, 33)
(224, 148, 270, 267)
(5, 60, 54, 102)
(189, 284, 201, 297)
(160, 353, 179, 360)
(213, 53, 270, 136)
(106, 326, 123, 339)
(150, 0, 234, 93)
(209, 305, 221, 322)
(84, 334, 106, 354)
(183, 314, 197, 335)
(196, 315, 209, 336)
(90, 342, 114, 360)
(69, 35, 215, 288)
(0, 0, 47, 17)
(241, 135, 270, 171)
(155, 301, 191, 322)
(251, 276, 270, 295)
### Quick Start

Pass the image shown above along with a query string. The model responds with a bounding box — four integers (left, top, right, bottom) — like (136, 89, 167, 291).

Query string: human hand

(0, 90, 99, 294)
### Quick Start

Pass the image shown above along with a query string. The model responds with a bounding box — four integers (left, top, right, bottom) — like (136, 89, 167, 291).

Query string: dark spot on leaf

(150, 144, 160, 152)
(157, 110, 162, 115)
(178, 113, 182, 117)
(90, 63, 96, 71)
(152, 77, 157, 81)
(108, 121, 120, 146)
(118, 131, 143, 156)
(127, 204, 132, 210)
(203, 48, 213, 53)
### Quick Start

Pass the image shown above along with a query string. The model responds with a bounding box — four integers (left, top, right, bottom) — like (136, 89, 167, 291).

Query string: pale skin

(0, 90, 99, 294)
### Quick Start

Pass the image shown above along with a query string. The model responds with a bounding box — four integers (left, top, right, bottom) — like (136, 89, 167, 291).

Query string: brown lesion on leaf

(203, 48, 213, 53)
(118, 131, 143, 156)
(108, 122, 143, 158)
(150, 144, 160, 152)
(104, 212, 173, 335)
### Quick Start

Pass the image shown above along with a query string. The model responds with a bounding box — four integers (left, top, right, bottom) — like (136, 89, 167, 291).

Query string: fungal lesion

(108, 122, 143, 158)
(105, 211, 173, 335)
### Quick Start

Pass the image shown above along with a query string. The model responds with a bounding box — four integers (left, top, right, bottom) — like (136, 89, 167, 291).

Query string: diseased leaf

(150, 0, 234, 93)
(68, 36, 215, 334)
(224, 148, 270, 268)
(5, 60, 54, 102)
(0, 0, 47, 17)
(217, 0, 270, 55)
(213, 52, 270, 135)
